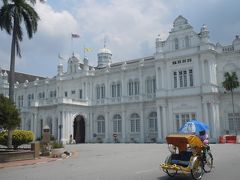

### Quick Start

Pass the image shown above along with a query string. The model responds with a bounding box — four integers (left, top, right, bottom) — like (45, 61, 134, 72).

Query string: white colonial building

(1, 15, 240, 143)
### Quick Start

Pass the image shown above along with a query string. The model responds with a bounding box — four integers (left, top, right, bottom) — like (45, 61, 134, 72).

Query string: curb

(0, 157, 58, 169)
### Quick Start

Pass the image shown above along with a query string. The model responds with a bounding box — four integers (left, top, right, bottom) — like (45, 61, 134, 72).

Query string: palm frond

(21, 2, 40, 38)
(0, 4, 14, 34)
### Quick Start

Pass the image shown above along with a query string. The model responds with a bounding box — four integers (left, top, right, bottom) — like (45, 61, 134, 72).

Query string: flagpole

(71, 33, 73, 55)
(83, 44, 85, 58)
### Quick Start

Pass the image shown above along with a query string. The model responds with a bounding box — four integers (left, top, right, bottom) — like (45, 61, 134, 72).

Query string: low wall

(0, 150, 35, 162)
(0, 142, 40, 162)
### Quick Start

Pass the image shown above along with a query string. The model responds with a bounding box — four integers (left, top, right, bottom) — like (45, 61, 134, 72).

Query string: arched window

(101, 84, 105, 98)
(97, 115, 105, 133)
(146, 76, 156, 94)
(175, 38, 179, 50)
(134, 79, 139, 95)
(113, 114, 122, 133)
(111, 82, 116, 97)
(130, 113, 140, 132)
(116, 82, 121, 97)
(148, 112, 157, 131)
(146, 77, 152, 94)
(128, 80, 134, 96)
(96, 85, 100, 99)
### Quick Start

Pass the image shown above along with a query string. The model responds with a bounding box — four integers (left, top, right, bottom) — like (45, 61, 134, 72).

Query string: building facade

(1, 15, 240, 143)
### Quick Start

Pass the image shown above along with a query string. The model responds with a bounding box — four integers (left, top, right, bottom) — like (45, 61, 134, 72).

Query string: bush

(0, 130, 34, 149)
(51, 141, 64, 149)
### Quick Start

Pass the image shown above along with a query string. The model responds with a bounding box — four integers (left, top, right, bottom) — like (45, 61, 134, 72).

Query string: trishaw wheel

(166, 169, 177, 177)
(203, 151, 213, 173)
(191, 159, 203, 180)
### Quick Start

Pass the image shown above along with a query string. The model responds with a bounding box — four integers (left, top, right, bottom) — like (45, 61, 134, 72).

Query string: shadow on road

(157, 175, 193, 180)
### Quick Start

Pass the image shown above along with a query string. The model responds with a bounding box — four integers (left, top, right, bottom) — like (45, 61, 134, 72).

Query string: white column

(140, 104, 144, 143)
(105, 75, 109, 103)
(157, 105, 162, 141)
(203, 103, 209, 126)
(33, 113, 37, 139)
(105, 111, 109, 142)
(210, 103, 216, 138)
(67, 112, 71, 140)
(211, 103, 220, 139)
(162, 106, 167, 138)
(89, 112, 92, 142)
(31, 114, 34, 132)
(139, 67, 144, 100)
(215, 103, 220, 137)
(51, 116, 56, 137)
(168, 101, 174, 133)
(121, 72, 125, 99)
(161, 65, 166, 89)
(121, 106, 126, 142)
(86, 82, 89, 100)
(21, 117, 24, 130)
(201, 60, 205, 84)
(155, 66, 159, 90)
(58, 111, 62, 141)
(62, 111, 67, 142)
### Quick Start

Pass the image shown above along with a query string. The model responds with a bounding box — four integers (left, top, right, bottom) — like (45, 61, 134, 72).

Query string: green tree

(0, 95, 21, 147)
(222, 72, 240, 135)
(0, 0, 40, 147)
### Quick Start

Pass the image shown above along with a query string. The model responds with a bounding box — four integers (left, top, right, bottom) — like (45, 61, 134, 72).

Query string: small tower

(57, 62, 64, 76)
(0, 68, 3, 84)
(83, 57, 89, 71)
(67, 53, 80, 74)
(200, 24, 210, 43)
(3, 71, 8, 84)
(155, 34, 164, 54)
(97, 38, 112, 68)
(57, 54, 64, 76)
(233, 35, 240, 51)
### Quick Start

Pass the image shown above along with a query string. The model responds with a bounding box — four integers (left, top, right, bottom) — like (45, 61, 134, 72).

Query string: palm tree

(0, 0, 40, 148)
(222, 72, 240, 135)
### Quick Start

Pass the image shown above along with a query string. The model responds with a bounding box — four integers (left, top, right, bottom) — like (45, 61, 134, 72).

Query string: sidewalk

(0, 156, 58, 169)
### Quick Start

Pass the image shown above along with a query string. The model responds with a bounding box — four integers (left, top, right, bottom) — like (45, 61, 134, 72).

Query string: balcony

(31, 97, 89, 107)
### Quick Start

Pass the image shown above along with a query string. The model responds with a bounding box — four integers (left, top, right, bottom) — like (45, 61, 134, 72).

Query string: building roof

(3, 70, 46, 83)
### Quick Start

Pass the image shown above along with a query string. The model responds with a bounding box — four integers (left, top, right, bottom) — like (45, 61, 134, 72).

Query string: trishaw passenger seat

(181, 151, 192, 161)
(170, 151, 192, 164)
(170, 151, 192, 167)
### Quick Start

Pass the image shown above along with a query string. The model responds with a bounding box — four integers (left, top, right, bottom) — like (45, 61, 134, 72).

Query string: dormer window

(174, 38, 179, 50)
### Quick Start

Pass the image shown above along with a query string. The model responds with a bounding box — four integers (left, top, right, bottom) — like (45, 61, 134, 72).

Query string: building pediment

(171, 15, 193, 32)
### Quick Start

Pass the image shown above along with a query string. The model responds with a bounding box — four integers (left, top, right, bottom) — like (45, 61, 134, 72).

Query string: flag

(84, 48, 92, 52)
(71, 33, 80, 38)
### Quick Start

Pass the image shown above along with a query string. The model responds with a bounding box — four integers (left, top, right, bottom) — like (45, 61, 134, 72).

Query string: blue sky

(0, 0, 240, 77)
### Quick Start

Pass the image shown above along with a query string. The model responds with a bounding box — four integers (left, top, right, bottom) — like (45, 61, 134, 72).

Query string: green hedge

(0, 130, 34, 149)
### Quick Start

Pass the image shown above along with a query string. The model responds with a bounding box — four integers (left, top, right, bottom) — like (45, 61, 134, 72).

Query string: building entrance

(73, 115, 85, 143)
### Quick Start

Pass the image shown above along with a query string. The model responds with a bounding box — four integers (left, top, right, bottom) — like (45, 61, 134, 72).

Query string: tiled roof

(3, 70, 46, 83)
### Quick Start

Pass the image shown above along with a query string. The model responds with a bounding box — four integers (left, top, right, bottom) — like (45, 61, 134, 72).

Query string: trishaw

(160, 134, 213, 180)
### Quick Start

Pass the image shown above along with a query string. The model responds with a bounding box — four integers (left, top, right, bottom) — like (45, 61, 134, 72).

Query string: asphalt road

(0, 143, 240, 180)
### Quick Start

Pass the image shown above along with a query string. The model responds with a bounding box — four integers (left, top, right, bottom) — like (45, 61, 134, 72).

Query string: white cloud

(74, 0, 170, 61)
(35, 2, 78, 37)
(1, 0, 240, 76)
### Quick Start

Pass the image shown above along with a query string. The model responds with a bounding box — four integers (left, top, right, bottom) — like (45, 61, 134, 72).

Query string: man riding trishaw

(160, 119, 213, 180)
